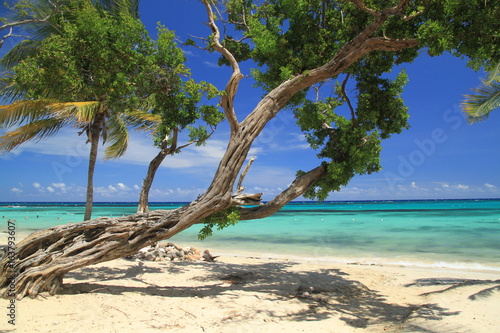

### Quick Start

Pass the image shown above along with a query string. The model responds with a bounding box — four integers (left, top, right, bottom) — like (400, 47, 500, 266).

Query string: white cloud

(0, 127, 218, 171)
(4, 128, 229, 176)
(32, 182, 41, 189)
(11, 187, 22, 193)
(47, 187, 55, 192)
(485, 183, 496, 189)
(93, 182, 141, 198)
(50, 183, 67, 193)
(6, 128, 90, 158)
(323, 178, 500, 201)
(112, 132, 228, 171)
(148, 187, 205, 201)
(182, 50, 195, 57)
(333, 186, 384, 198)
(254, 127, 310, 152)
(203, 61, 219, 68)
(244, 166, 296, 188)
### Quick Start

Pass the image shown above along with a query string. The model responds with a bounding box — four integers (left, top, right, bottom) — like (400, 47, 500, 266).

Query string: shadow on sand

(56, 258, 491, 332)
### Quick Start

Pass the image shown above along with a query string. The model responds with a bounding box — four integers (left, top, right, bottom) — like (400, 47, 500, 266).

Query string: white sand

(1, 248, 499, 333)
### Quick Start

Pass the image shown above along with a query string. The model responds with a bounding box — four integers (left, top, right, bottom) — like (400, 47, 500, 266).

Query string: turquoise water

(1, 200, 500, 270)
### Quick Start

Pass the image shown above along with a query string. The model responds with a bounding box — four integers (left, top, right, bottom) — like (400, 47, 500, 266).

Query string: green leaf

(198, 207, 240, 240)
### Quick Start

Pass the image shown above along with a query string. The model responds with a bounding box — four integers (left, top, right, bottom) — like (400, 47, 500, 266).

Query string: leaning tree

(1, 0, 499, 299)
(135, 26, 223, 214)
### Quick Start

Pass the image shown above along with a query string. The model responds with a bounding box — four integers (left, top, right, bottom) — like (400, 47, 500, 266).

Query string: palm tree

(1, 0, 223, 217)
(0, 100, 155, 220)
(462, 62, 500, 124)
(0, 0, 139, 60)
(0, 1, 154, 220)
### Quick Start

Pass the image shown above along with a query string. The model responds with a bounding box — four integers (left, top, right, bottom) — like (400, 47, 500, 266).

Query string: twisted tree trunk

(1, 210, 178, 298)
(0, 1, 420, 299)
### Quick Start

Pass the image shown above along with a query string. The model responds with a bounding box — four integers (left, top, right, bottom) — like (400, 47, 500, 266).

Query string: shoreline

(203, 246, 500, 273)
(3, 230, 500, 274)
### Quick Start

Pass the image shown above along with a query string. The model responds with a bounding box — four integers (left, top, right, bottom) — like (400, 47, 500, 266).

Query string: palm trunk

(84, 121, 103, 221)
(137, 148, 169, 213)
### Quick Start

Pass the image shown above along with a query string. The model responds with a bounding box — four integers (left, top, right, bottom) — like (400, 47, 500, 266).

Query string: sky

(1, 0, 499, 203)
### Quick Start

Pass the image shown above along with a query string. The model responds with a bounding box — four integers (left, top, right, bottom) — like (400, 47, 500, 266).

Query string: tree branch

(167, 127, 179, 153)
(230, 156, 261, 205)
(347, 0, 382, 17)
(0, 0, 62, 49)
(234, 155, 256, 196)
(202, 0, 242, 133)
(201, 0, 419, 217)
(386, 0, 412, 16)
(363, 36, 419, 52)
(0, 27, 30, 48)
(238, 165, 328, 220)
(242, 13, 393, 128)
(340, 74, 357, 126)
(348, 0, 422, 22)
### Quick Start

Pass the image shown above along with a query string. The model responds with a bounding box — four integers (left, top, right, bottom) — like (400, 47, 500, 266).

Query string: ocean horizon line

(1, 197, 500, 206)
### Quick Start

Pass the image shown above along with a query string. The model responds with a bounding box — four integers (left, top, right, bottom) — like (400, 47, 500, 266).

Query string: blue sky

(1, 1, 499, 202)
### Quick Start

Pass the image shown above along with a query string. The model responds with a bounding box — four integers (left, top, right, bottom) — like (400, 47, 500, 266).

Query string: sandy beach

(1, 244, 499, 333)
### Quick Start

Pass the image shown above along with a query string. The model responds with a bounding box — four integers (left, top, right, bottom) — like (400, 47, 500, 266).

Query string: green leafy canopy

(216, 0, 499, 200)
(1, 0, 223, 152)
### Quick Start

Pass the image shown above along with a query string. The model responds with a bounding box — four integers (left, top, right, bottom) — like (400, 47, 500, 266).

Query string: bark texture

(137, 148, 169, 213)
(1, 0, 421, 299)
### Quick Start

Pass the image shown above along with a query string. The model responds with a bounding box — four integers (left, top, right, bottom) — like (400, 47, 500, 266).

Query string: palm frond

(49, 101, 102, 123)
(0, 100, 57, 128)
(0, 40, 43, 70)
(0, 118, 66, 152)
(462, 79, 500, 124)
(123, 109, 161, 132)
(485, 62, 500, 85)
(0, 72, 26, 101)
(103, 114, 129, 159)
(93, 0, 140, 18)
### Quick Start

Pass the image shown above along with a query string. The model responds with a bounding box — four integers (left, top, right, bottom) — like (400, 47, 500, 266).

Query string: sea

(2, 199, 500, 271)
